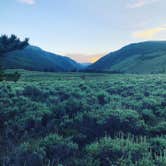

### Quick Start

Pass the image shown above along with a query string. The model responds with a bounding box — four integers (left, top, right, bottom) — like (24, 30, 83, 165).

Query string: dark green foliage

(5, 71, 21, 82)
(0, 66, 4, 81)
(88, 41, 166, 74)
(1, 45, 81, 72)
(0, 71, 166, 165)
(86, 136, 149, 165)
(12, 134, 78, 166)
(0, 34, 29, 82)
(0, 34, 28, 55)
(96, 91, 110, 105)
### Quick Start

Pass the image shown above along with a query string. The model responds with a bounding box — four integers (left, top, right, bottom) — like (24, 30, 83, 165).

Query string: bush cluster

(0, 72, 166, 165)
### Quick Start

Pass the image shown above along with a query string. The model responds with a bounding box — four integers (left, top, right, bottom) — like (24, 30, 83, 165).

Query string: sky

(0, 0, 166, 62)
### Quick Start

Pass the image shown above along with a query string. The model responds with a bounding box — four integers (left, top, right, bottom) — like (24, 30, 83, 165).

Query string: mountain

(88, 41, 166, 74)
(1, 46, 81, 72)
(79, 63, 92, 70)
(81, 63, 92, 67)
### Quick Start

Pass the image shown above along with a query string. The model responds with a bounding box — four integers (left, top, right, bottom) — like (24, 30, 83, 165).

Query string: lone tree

(0, 34, 29, 81)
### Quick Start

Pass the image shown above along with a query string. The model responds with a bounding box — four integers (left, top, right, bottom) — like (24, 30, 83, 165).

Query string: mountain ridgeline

(1, 46, 81, 72)
(88, 41, 166, 74)
(1, 41, 166, 73)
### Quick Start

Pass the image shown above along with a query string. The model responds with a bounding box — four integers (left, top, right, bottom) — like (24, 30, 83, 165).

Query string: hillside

(88, 41, 166, 73)
(1, 46, 81, 72)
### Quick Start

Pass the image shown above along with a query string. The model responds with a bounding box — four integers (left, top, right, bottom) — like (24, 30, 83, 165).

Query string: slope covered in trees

(1, 45, 81, 72)
(88, 41, 166, 73)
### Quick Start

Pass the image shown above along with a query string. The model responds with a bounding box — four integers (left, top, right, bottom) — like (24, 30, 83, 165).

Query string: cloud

(127, 0, 159, 8)
(17, 0, 36, 5)
(133, 25, 166, 39)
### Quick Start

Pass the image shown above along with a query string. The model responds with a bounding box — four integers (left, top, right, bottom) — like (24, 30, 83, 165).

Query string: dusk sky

(1, 0, 166, 62)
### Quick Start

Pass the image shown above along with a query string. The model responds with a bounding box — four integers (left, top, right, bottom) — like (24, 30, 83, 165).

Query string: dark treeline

(0, 34, 28, 55)
(0, 34, 29, 81)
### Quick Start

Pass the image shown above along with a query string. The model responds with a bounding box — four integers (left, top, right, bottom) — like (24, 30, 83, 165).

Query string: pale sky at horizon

(0, 0, 166, 62)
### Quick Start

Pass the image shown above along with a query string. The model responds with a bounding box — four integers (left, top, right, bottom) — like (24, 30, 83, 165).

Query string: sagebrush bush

(0, 71, 166, 165)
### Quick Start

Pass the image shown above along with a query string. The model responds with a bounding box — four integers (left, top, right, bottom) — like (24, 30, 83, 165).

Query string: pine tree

(0, 34, 29, 81)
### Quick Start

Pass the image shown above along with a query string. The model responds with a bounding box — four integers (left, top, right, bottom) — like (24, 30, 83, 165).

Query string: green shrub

(150, 137, 166, 155)
(1, 72, 166, 166)
(96, 91, 110, 105)
(86, 136, 149, 165)
(150, 122, 166, 136)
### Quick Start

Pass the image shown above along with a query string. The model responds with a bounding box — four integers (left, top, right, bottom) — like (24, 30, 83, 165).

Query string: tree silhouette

(0, 34, 29, 81)
(0, 34, 29, 55)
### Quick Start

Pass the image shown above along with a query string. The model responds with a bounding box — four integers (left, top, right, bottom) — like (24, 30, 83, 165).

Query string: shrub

(86, 136, 149, 165)
(96, 91, 110, 105)
(5, 72, 21, 82)
(150, 122, 166, 136)
(150, 137, 166, 155)
(22, 85, 44, 100)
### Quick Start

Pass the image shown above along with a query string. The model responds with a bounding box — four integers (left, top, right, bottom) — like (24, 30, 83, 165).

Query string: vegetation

(0, 66, 4, 81)
(0, 34, 28, 55)
(88, 41, 166, 74)
(0, 45, 80, 72)
(2, 40, 166, 74)
(0, 70, 166, 165)
(0, 34, 29, 81)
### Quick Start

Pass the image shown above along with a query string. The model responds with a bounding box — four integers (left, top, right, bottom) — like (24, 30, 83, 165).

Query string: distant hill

(88, 41, 166, 73)
(1, 46, 81, 72)
(79, 63, 92, 70)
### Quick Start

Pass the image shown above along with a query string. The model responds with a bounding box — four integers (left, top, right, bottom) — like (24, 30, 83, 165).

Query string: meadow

(0, 70, 166, 166)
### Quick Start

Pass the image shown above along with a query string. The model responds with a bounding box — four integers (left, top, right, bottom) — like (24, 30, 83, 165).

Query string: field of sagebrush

(0, 70, 166, 166)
